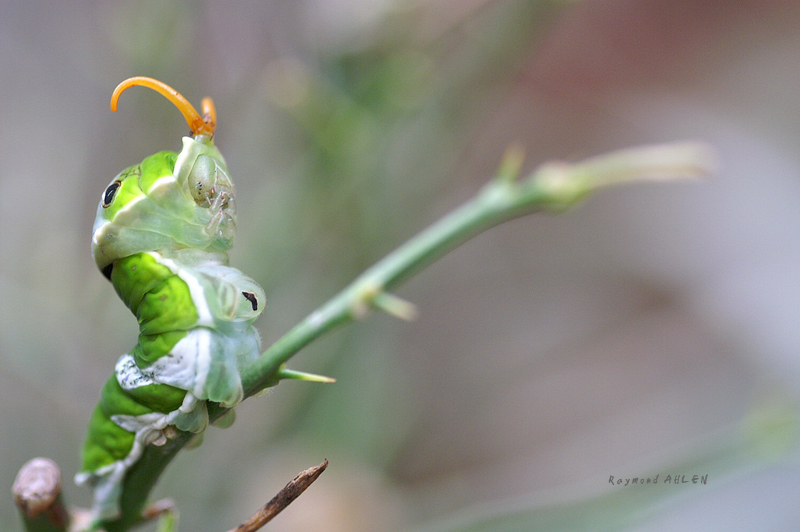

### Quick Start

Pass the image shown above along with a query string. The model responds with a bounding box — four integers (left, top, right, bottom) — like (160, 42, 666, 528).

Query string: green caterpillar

(76, 77, 266, 520)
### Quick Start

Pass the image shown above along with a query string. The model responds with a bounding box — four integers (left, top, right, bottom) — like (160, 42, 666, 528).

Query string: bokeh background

(2, 0, 800, 530)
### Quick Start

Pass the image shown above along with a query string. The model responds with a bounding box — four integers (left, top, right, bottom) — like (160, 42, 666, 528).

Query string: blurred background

(2, 0, 800, 530)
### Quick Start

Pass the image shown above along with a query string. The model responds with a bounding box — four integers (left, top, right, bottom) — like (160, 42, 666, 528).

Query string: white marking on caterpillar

(148, 252, 215, 327)
(112, 412, 170, 439)
(149, 174, 178, 194)
(116, 354, 155, 389)
(144, 328, 213, 398)
(91, 220, 111, 246)
(113, 193, 146, 218)
(192, 329, 212, 399)
(173, 139, 194, 184)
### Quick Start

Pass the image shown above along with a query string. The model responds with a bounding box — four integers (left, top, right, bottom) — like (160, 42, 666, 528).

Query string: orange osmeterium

(110, 76, 217, 137)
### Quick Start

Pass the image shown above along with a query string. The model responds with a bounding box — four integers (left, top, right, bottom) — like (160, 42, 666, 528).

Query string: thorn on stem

(372, 292, 418, 321)
(277, 366, 336, 383)
(497, 143, 526, 183)
(351, 281, 418, 321)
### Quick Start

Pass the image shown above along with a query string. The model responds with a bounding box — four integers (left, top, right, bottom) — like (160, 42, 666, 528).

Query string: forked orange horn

(110, 76, 217, 137)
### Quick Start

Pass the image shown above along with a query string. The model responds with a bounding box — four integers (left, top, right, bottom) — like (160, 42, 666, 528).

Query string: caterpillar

(75, 77, 266, 521)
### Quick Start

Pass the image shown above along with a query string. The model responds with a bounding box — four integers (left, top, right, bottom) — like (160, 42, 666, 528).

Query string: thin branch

(226, 460, 329, 532)
(99, 141, 715, 531)
(238, 141, 714, 396)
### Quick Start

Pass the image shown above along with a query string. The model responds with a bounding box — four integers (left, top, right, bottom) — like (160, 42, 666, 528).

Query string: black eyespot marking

(242, 291, 258, 311)
(102, 181, 122, 208)
(102, 263, 114, 280)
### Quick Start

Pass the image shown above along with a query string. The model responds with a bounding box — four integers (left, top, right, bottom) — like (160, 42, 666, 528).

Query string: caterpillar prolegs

(76, 78, 266, 520)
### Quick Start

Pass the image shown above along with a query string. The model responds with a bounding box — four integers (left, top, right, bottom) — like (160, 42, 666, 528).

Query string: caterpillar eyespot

(102, 181, 121, 208)
(77, 77, 265, 522)
(242, 291, 259, 311)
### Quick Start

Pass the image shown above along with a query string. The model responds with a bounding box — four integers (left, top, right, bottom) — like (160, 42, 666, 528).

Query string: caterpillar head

(92, 77, 236, 274)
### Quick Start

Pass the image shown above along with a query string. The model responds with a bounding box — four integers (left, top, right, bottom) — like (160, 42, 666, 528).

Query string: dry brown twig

(226, 460, 329, 532)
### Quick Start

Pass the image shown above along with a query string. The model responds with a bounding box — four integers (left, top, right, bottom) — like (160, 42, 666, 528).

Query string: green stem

(239, 176, 547, 395)
(98, 141, 713, 531)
